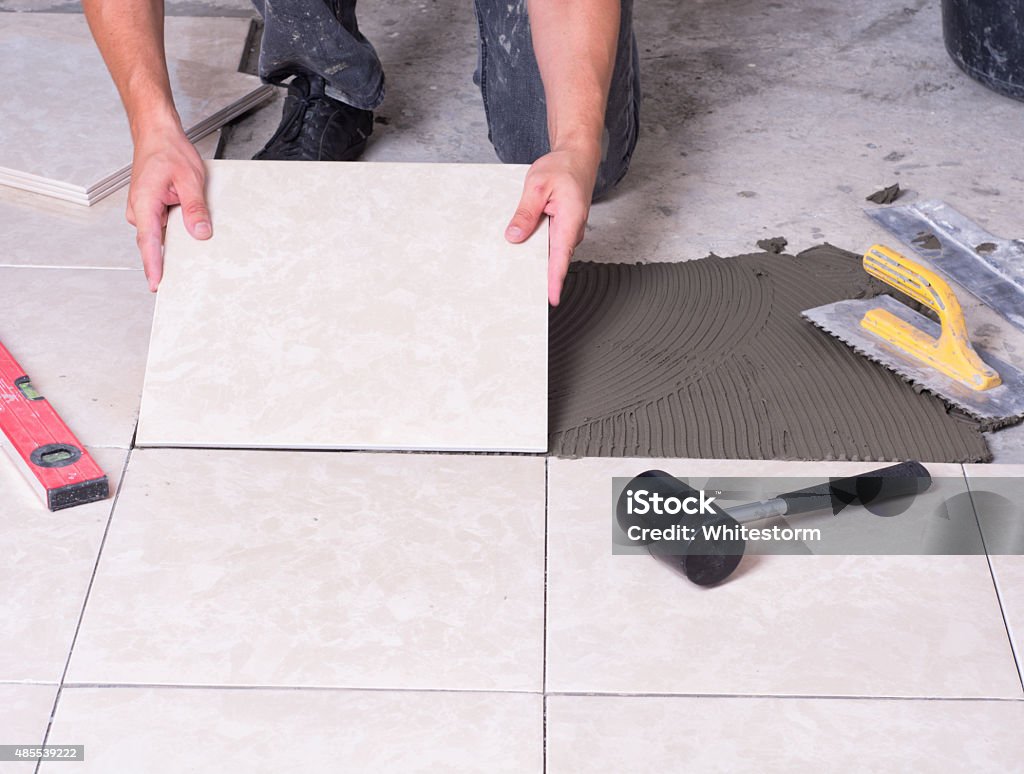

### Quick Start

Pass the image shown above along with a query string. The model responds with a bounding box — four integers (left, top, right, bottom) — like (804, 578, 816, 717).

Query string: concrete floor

(218, 0, 1024, 458)
(222, 0, 1024, 262)
(2, 0, 1024, 771)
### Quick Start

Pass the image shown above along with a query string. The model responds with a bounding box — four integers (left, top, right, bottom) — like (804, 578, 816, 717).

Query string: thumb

(505, 180, 549, 243)
(176, 169, 212, 240)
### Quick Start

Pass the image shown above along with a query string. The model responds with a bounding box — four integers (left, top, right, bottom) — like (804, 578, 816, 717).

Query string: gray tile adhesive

(548, 245, 991, 462)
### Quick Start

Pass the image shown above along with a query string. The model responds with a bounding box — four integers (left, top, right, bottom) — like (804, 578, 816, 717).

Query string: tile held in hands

(137, 160, 549, 452)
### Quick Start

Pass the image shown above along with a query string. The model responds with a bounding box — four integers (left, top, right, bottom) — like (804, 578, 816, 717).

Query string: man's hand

(127, 123, 211, 291)
(83, 0, 204, 291)
(513, 0, 619, 306)
(505, 145, 600, 306)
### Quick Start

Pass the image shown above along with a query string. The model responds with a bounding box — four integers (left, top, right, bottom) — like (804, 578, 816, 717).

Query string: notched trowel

(803, 245, 1024, 428)
(867, 200, 1024, 334)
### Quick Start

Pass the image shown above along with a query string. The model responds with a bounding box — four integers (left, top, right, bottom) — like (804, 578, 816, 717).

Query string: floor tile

(0, 684, 59, 774)
(0, 448, 124, 682)
(0, 0, 255, 14)
(986, 425, 1024, 463)
(137, 160, 548, 453)
(0, 133, 219, 270)
(546, 457, 1021, 698)
(546, 694, 1024, 773)
(0, 22, 268, 202)
(963, 464, 1024, 691)
(0, 268, 154, 448)
(67, 449, 545, 691)
(41, 686, 540, 774)
(4, 13, 253, 72)
(989, 555, 1024, 688)
(962, 464, 1024, 555)
(0, 185, 134, 269)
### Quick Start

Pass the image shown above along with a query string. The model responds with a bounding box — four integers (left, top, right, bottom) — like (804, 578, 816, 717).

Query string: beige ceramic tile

(16, 14, 254, 73)
(0, 133, 219, 270)
(963, 464, 1024, 687)
(6, 13, 251, 73)
(0, 448, 125, 682)
(0, 185, 134, 268)
(0, 268, 154, 447)
(137, 160, 548, 452)
(0, 23, 269, 202)
(990, 554, 1024, 687)
(161, 16, 252, 72)
(42, 686, 541, 774)
(546, 694, 1024, 773)
(546, 457, 1021, 698)
(68, 449, 545, 691)
(0, 684, 58, 774)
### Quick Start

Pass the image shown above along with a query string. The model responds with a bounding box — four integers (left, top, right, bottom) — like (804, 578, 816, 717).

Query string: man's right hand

(127, 121, 211, 291)
(82, 0, 209, 290)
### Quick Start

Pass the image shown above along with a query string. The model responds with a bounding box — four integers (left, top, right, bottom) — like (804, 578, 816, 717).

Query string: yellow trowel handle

(860, 244, 1001, 391)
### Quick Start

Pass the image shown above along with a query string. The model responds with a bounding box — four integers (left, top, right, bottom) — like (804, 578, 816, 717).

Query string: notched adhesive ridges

(548, 245, 991, 463)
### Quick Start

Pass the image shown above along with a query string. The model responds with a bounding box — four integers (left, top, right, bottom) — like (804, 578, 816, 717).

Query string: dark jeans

(251, 0, 640, 198)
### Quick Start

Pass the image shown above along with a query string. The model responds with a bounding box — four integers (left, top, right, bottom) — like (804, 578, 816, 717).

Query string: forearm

(528, 0, 620, 164)
(83, 0, 180, 140)
(85, 0, 211, 291)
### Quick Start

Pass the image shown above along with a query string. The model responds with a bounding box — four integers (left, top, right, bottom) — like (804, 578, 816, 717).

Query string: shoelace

(264, 80, 320, 147)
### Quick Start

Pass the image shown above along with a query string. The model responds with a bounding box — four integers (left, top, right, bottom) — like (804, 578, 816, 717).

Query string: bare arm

(505, 0, 620, 306)
(84, 0, 211, 291)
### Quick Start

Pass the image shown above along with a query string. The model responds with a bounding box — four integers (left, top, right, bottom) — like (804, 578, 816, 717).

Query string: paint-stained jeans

(251, 0, 640, 198)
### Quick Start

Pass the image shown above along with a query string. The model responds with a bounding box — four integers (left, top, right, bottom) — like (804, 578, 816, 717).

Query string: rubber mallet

(616, 461, 932, 586)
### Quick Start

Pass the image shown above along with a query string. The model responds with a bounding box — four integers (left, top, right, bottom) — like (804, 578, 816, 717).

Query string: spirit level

(0, 341, 107, 510)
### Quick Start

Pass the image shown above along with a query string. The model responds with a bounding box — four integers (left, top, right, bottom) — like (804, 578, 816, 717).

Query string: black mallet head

(616, 470, 745, 586)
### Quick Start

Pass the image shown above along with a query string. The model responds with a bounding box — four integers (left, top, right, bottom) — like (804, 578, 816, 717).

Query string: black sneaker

(253, 74, 373, 161)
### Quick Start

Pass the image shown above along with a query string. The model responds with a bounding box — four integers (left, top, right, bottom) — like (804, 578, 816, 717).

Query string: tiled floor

(67, 450, 545, 692)
(545, 694, 1024, 773)
(0, 132, 219, 270)
(40, 688, 543, 774)
(0, 448, 126, 683)
(0, 686, 58, 774)
(2, 0, 1023, 771)
(4, 453, 1022, 771)
(0, 269, 153, 448)
(546, 459, 1020, 699)
(964, 465, 1024, 687)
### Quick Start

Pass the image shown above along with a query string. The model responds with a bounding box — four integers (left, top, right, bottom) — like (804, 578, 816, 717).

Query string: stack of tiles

(0, 18, 272, 206)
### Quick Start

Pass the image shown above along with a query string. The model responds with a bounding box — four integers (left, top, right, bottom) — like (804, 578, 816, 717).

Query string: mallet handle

(759, 461, 931, 520)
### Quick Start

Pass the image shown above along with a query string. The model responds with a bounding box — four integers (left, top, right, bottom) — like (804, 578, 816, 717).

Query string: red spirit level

(0, 341, 107, 510)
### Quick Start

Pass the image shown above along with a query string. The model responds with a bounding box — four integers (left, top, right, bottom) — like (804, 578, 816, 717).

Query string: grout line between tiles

(56, 682, 543, 696)
(544, 690, 1024, 703)
(963, 466, 1024, 694)
(0, 7, 258, 15)
(132, 444, 549, 458)
(37, 447, 135, 773)
(0, 265, 140, 272)
(0, 680, 60, 686)
(542, 457, 549, 774)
